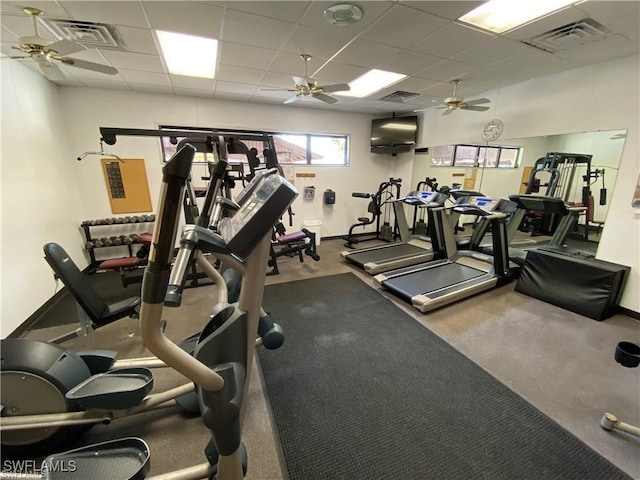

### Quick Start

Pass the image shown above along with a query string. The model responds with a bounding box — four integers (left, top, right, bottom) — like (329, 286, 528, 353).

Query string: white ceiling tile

(421, 81, 483, 98)
(1, 24, 19, 40)
(359, 4, 449, 48)
(269, 51, 325, 76)
(383, 76, 439, 93)
(332, 39, 400, 69)
(216, 64, 265, 85)
(312, 62, 369, 84)
(377, 51, 444, 76)
(215, 81, 257, 95)
(58, 1, 149, 28)
(414, 59, 479, 82)
(78, 80, 132, 90)
(170, 74, 215, 90)
(116, 26, 159, 55)
(225, 1, 312, 22)
(101, 51, 165, 73)
(402, 1, 485, 21)
(219, 42, 277, 70)
(220, 9, 295, 49)
(0, 14, 58, 41)
(129, 83, 174, 94)
(574, 1, 640, 29)
(174, 87, 215, 98)
(119, 69, 170, 85)
(260, 71, 298, 89)
(281, 25, 352, 59)
(554, 34, 639, 65)
(411, 22, 494, 58)
(143, 2, 224, 38)
(452, 37, 533, 67)
(0, 1, 69, 18)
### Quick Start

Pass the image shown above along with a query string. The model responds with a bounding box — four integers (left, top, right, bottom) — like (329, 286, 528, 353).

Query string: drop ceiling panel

(169, 74, 215, 91)
(216, 64, 266, 85)
(281, 25, 351, 59)
(403, 2, 485, 21)
(220, 9, 295, 49)
(376, 51, 443, 76)
(225, 1, 312, 22)
(142, 2, 224, 39)
(411, 22, 494, 59)
(554, 34, 639, 65)
(117, 26, 158, 55)
(415, 59, 478, 82)
(215, 81, 258, 95)
(332, 39, 400, 69)
(0, 1, 69, 18)
(79, 80, 131, 90)
(130, 83, 174, 95)
(219, 42, 277, 70)
(0, 14, 58, 41)
(261, 71, 300, 89)
(58, 1, 149, 28)
(119, 69, 170, 85)
(452, 37, 534, 67)
(312, 62, 368, 84)
(359, 5, 449, 48)
(269, 51, 324, 76)
(174, 87, 215, 97)
(100, 51, 164, 72)
(421, 81, 483, 98)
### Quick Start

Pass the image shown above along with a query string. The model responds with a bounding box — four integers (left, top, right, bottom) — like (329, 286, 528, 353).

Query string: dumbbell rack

(81, 216, 155, 272)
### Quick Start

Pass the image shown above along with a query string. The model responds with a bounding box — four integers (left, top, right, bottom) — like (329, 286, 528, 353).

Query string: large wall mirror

(411, 129, 626, 249)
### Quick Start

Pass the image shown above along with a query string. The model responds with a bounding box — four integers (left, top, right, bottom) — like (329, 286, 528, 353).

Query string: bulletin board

(101, 158, 153, 214)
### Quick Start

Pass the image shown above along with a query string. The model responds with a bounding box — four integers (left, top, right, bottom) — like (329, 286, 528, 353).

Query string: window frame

(430, 143, 522, 168)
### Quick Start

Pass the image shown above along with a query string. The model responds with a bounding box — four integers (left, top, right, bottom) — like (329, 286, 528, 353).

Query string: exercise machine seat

(43, 242, 140, 327)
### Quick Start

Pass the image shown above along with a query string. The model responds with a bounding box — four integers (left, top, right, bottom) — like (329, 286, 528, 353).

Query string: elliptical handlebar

(140, 144, 226, 393)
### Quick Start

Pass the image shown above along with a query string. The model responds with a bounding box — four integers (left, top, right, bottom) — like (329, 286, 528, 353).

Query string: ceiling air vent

(40, 18, 128, 51)
(523, 18, 611, 53)
(379, 91, 421, 103)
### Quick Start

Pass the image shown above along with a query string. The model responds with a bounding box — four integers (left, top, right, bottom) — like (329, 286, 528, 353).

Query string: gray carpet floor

(16, 238, 640, 479)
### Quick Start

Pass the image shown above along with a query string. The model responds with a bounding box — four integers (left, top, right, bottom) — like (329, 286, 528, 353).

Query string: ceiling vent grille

(40, 18, 128, 51)
(523, 18, 611, 53)
(379, 91, 421, 103)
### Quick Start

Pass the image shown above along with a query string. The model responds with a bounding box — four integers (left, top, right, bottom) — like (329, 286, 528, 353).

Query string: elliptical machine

(344, 178, 402, 248)
(3, 142, 298, 479)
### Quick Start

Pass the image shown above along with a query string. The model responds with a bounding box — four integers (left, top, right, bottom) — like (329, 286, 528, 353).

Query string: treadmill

(374, 196, 514, 313)
(340, 191, 448, 275)
(473, 194, 586, 266)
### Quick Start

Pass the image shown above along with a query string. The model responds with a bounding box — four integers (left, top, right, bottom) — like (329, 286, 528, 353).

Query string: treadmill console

(402, 190, 444, 206)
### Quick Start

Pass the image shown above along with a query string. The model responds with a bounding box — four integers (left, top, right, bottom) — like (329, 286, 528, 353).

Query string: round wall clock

(482, 119, 504, 141)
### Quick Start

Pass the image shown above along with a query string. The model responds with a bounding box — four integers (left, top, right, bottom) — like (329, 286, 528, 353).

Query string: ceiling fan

(262, 54, 350, 105)
(415, 80, 490, 116)
(6, 7, 118, 81)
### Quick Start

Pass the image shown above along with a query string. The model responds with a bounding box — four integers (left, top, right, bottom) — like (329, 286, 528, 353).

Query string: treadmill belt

(348, 243, 428, 268)
(383, 262, 486, 301)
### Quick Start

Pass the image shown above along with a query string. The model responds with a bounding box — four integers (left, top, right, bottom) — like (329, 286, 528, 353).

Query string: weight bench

(97, 231, 153, 287)
(268, 224, 320, 275)
(43, 242, 141, 343)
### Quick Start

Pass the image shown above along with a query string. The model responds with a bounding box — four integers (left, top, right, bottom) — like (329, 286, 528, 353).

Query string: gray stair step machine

(340, 190, 449, 275)
(374, 197, 516, 313)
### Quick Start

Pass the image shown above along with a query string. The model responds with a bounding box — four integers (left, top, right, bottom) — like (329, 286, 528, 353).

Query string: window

(159, 126, 349, 166)
(431, 144, 521, 168)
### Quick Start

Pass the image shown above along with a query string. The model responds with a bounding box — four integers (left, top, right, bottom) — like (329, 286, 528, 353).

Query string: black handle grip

(352, 192, 370, 198)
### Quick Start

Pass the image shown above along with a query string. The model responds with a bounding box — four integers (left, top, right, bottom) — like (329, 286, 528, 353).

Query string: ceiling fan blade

(312, 93, 338, 104)
(463, 97, 490, 106)
(46, 39, 85, 57)
(461, 105, 490, 112)
(292, 76, 309, 88)
(442, 107, 454, 116)
(284, 94, 299, 104)
(59, 57, 118, 75)
(317, 83, 350, 93)
(39, 62, 66, 81)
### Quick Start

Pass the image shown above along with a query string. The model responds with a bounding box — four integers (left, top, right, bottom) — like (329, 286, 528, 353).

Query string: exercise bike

(1, 142, 298, 479)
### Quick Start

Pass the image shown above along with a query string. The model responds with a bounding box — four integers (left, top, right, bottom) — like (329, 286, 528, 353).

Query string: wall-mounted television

(370, 115, 418, 154)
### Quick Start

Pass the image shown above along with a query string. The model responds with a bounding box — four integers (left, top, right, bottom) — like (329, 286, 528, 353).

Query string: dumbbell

(100, 237, 113, 247)
(84, 241, 94, 250)
(110, 236, 123, 246)
(120, 235, 133, 245)
(92, 239, 104, 248)
(105, 218, 114, 225)
(129, 234, 139, 243)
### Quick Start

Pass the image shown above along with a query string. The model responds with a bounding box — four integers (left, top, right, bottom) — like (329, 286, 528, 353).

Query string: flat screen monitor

(371, 116, 418, 154)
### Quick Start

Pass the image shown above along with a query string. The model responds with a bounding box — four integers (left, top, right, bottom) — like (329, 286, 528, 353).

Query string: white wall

(0, 62, 85, 336)
(412, 54, 640, 312)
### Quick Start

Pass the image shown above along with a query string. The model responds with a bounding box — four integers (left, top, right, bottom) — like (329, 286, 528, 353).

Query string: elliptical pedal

(65, 368, 154, 410)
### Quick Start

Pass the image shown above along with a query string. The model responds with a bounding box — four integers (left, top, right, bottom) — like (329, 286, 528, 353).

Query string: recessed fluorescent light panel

(339, 69, 407, 98)
(157, 30, 217, 78)
(459, 0, 577, 34)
